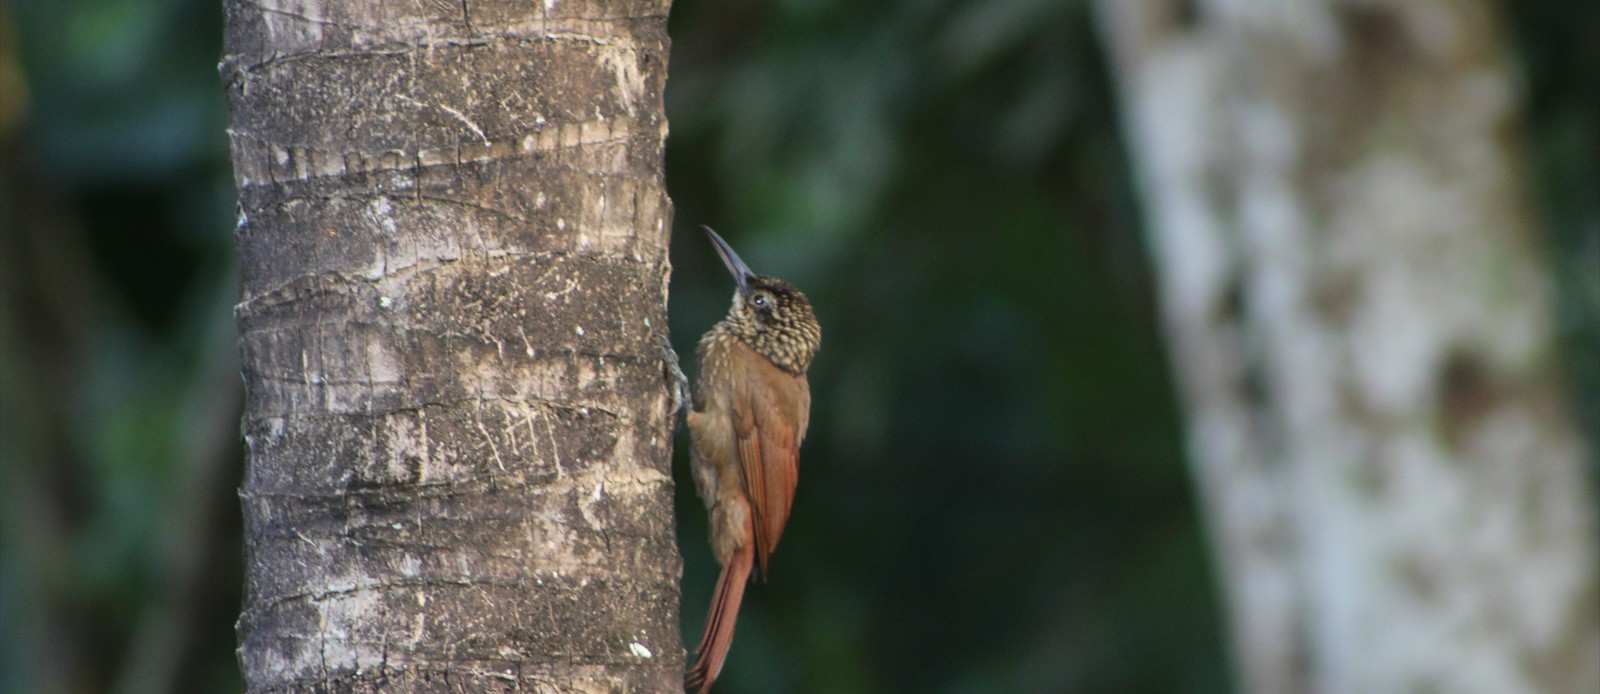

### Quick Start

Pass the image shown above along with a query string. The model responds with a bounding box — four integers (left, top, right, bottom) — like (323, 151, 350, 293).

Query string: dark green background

(2, 1, 1594, 692)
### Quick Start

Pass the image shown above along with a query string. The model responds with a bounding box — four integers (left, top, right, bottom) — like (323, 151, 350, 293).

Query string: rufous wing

(731, 349, 809, 578)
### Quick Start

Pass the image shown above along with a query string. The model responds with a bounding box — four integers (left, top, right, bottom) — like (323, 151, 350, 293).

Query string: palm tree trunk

(223, 0, 684, 690)
(1096, 1, 1600, 691)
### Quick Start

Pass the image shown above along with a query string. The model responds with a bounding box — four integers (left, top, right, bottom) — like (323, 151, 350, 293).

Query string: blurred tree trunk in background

(222, 0, 682, 691)
(1097, 1, 1600, 692)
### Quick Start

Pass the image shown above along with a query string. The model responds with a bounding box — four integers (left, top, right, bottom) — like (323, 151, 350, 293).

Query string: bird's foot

(658, 333, 690, 428)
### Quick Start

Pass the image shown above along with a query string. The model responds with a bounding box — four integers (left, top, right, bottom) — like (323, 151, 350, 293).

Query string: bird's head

(702, 225, 821, 374)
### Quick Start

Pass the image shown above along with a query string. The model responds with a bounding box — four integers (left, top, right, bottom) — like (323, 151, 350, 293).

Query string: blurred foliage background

(0, 0, 1593, 692)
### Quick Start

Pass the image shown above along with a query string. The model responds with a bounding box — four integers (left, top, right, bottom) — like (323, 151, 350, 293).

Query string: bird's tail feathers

(684, 544, 754, 694)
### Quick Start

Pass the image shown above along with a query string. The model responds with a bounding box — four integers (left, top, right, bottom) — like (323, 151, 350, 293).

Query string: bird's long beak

(702, 225, 755, 296)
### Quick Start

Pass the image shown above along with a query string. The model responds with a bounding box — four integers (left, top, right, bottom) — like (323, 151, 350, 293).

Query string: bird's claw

(658, 333, 690, 428)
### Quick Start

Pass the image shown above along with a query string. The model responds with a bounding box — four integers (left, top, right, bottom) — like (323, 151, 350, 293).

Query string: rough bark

(1096, 1, 1600, 692)
(222, 1, 683, 691)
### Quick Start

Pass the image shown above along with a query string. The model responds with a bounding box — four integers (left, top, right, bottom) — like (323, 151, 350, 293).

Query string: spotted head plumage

(701, 226, 821, 375)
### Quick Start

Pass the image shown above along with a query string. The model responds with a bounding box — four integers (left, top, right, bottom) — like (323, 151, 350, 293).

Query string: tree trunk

(1096, 1, 1600, 692)
(223, 1, 682, 691)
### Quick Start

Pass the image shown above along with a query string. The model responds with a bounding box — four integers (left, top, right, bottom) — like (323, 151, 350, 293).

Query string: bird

(683, 226, 821, 693)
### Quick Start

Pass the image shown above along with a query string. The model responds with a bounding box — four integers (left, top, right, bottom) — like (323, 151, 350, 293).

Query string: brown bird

(684, 226, 821, 693)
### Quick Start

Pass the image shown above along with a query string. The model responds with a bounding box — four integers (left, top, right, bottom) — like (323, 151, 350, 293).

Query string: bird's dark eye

(752, 293, 769, 308)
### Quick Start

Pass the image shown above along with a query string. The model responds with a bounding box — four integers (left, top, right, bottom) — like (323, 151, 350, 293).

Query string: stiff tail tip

(684, 545, 753, 693)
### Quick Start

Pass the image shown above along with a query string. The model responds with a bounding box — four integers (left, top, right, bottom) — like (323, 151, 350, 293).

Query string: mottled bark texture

(222, 1, 682, 691)
(1097, 1, 1600, 692)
